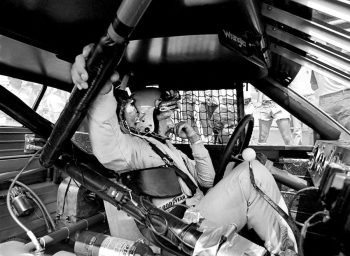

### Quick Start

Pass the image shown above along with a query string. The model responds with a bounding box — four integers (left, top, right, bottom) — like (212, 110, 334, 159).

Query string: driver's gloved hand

(175, 121, 201, 144)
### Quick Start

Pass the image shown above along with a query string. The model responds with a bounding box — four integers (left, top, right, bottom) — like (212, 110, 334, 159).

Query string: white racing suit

(87, 90, 297, 255)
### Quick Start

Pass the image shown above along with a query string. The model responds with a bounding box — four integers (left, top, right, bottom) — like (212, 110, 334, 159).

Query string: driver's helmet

(114, 87, 180, 136)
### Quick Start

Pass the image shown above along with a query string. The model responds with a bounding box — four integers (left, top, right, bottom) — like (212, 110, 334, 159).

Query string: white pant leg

(195, 160, 297, 254)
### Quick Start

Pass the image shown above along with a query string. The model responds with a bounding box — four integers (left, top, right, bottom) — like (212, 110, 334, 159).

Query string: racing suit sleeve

(179, 142, 215, 188)
(87, 89, 139, 171)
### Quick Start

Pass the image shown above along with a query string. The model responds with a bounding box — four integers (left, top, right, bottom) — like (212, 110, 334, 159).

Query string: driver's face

(158, 117, 175, 137)
(156, 110, 175, 137)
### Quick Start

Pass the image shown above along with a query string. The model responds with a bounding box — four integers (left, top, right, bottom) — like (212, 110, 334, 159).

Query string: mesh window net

(171, 89, 238, 145)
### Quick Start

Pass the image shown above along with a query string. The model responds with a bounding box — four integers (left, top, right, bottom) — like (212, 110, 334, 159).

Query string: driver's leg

(244, 162, 297, 254)
(195, 160, 297, 254)
(195, 165, 248, 230)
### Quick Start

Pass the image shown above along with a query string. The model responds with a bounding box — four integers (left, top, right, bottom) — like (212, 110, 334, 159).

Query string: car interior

(0, 0, 349, 256)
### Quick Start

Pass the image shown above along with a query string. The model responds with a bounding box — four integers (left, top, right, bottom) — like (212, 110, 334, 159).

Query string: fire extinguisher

(74, 231, 154, 256)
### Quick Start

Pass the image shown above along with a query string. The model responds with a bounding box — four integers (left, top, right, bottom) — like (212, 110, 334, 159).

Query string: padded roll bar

(40, 0, 152, 168)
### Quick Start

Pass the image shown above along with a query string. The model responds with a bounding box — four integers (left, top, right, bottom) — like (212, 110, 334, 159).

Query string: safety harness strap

(147, 141, 198, 194)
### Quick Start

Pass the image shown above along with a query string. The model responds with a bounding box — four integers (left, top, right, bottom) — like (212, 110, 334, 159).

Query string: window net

(171, 89, 238, 145)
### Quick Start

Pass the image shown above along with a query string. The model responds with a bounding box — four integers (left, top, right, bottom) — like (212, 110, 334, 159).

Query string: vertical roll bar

(40, 0, 153, 167)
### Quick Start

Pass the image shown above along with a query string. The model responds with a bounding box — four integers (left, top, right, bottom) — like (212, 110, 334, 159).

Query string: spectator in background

(313, 71, 350, 140)
(181, 91, 200, 134)
(289, 66, 315, 145)
(198, 90, 218, 143)
(211, 85, 255, 144)
(211, 91, 235, 144)
(256, 91, 292, 145)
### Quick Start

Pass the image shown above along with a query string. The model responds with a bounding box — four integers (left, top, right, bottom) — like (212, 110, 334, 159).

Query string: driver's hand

(71, 44, 120, 94)
(175, 121, 196, 139)
(175, 122, 201, 144)
(71, 44, 93, 90)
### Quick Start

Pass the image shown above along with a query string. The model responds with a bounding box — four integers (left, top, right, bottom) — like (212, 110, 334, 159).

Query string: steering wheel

(214, 114, 254, 185)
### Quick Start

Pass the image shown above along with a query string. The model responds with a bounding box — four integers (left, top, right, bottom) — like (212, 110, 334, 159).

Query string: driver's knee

(237, 160, 282, 204)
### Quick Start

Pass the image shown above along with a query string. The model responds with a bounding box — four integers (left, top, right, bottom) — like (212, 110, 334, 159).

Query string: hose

(299, 210, 329, 256)
(288, 187, 319, 227)
(12, 180, 56, 232)
(25, 212, 106, 251)
(6, 150, 43, 253)
(26, 193, 52, 233)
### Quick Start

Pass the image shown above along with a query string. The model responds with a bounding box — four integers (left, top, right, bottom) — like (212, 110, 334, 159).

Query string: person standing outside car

(198, 90, 219, 143)
(72, 44, 298, 255)
(211, 85, 256, 144)
(313, 71, 350, 140)
(289, 66, 315, 145)
(180, 91, 200, 135)
(256, 91, 293, 145)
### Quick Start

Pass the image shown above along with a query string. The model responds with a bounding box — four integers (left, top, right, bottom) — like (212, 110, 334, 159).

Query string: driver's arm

(71, 45, 140, 171)
(179, 141, 215, 188)
(174, 122, 215, 188)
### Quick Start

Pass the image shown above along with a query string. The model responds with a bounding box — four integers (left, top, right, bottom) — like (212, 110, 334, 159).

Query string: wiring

(139, 195, 168, 236)
(288, 186, 319, 226)
(299, 210, 329, 256)
(28, 193, 52, 233)
(6, 149, 43, 253)
(60, 178, 72, 215)
(13, 180, 55, 232)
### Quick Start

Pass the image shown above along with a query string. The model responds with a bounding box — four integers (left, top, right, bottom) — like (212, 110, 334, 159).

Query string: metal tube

(269, 166, 308, 191)
(0, 86, 53, 139)
(270, 43, 350, 88)
(40, 0, 153, 168)
(262, 3, 350, 52)
(266, 25, 350, 72)
(289, 0, 350, 23)
(0, 82, 100, 167)
(0, 167, 46, 183)
(236, 84, 245, 120)
(25, 212, 106, 251)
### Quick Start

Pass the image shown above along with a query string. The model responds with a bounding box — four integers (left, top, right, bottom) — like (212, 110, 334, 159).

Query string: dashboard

(308, 140, 350, 255)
